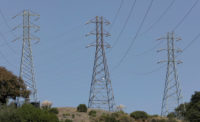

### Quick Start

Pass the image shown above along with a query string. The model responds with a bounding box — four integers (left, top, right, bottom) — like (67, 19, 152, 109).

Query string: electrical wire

(176, 32, 200, 59)
(132, 41, 163, 56)
(173, 0, 199, 31)
(109, 0, 124, 31)
(113, 0, 154, 71)
(132, 64, 166, 76)
(0, 50, 17, 69)
(0, 31, 17, 55)
(0, 8, 17, 38)
(182, 32, 200, 51)
(111, 0, 137, 49)
(142, 0, 176, 35)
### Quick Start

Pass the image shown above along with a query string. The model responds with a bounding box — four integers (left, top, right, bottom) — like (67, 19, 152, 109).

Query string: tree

(77, 104, 87, 112)
(175, 103, 188, 118)
(0, 67, 30, 104)
(186, 91, 200, 121)
(130, 111, 148, 120)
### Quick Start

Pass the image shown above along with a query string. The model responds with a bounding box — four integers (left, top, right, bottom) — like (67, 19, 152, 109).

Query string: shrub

(130, 111, 148, 120)
(0, 104, 59, 122)
(49, 108, 59, 114)
(77, 104, 87, 112)
(65, 119, 73, 122)
(89, 110, 96, 117)
(16, 104, 59, 122)
(41, 100, 52, 110)
(99, 114, 119, 122)
(72, 114, 75, 118)
(167, 112, 176, 119)
(0, 105, 20, 122)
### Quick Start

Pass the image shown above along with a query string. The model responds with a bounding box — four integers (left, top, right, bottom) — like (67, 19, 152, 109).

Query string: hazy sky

(0, 0, 200, 115)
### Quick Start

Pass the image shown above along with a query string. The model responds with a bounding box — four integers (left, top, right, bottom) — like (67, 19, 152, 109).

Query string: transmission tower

(86, 16, 115, 111)
(157, 32, 183, 116)
(13, 10, 40, 102)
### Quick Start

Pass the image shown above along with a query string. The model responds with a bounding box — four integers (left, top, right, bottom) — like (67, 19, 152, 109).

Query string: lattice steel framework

(86, 16, 115, 111)
(157, 32, 183, 116)
(13, 10, 40, 102)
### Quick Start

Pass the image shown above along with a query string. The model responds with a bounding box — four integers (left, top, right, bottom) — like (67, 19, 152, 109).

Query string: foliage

(49, 107, 59, 114)
(0, 104, 59, 122)
(77, 104, 87, 112)
(130, 111, 148, 120)
(65, 119, 73, 122)
(0, 67, 30, 104)
(0, 105, 20, 122)
(175, 102, 188, 118)
(167, 112, 176, 119)
(88, 110, 96, 117)
(72, 114, 75, 118)
(98, 114, 119, 122)
(41, 100, 52, 109)
(185, 91, 200, 121)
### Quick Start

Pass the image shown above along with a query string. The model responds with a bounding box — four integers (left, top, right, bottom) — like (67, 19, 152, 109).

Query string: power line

(0, 49, 17, 69)
(142, 0, 176, 35)
(113, 0, 154, 70)
(176, 32, 200, 58)
(132, 41, 163, 56)
(173, 0, 199, 31)
(183, 32, 200, 51)
(0, 8, 17, 38)
(109, 0, 124, 31)
(131, 64, 166, 76)
(0, 31, 17, 55)
(112, 0, 137, 49)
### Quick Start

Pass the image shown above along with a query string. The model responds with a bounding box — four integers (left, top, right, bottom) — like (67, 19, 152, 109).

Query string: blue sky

(0, 0, 200, 115)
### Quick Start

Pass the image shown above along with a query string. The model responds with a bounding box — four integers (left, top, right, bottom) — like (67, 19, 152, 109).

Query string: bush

(130, 111, 148, 120)
(49, 108, 59, 114)
(65, 119, 73, 122)
(167, 112, 176, 119)
(72, 114, 75, 118)
(0, 105, 20, 122)
(77, 104, 87, 112)
(89, 110, 96, 117)
(99, 114, 119, 122)
(0, 104, 59, 122)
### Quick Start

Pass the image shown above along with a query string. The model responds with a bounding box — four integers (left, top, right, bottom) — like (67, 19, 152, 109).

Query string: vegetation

(0, 104, 59, 122)
(65, 119, 73, 122)
(167, 112, 176, 119)
(0, 67, 30, 104)
(49, 108, 59, 114)
(77, 104, 87, 112)
(185, 91, 200, 121)
(88, 110, 96, 117)
(130, 111, 148, 120)
(98, 113, 119, 122)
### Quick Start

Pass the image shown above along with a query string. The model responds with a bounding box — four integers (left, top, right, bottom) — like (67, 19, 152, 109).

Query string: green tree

(0, 67, 30, 104)
(175, 102, 188, 118)
(77, 104, 87, 112)
(186, 91, 200, 121)
(130, 111, 148, 120)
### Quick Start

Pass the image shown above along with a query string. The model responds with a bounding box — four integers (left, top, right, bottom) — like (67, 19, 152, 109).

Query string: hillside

(56, 107, 181, 122)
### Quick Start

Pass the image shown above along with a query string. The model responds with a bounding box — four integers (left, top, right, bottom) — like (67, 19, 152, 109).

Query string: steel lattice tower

(157, 32, 183, 116)
(86, 16, 115, 111)
(13, 10, 40, 102)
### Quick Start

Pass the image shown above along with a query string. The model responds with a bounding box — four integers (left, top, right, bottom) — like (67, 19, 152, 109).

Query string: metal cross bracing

(86, 16, 115, 111)
(157, 32, 183, 116)
(13, 10, 40, 103)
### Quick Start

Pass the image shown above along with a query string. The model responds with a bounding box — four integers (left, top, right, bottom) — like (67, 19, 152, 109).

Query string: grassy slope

(57, 107, 182, 122)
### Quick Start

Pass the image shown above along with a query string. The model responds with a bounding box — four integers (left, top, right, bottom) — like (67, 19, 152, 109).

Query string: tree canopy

(0, 67, 30, 104)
